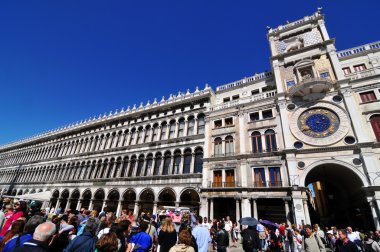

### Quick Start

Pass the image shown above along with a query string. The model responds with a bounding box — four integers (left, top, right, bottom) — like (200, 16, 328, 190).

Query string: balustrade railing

(337, 41, 380, 58)
(254, 180, 283, 188)
(216, 72, 273, 92)
(210, 181, 239, 188)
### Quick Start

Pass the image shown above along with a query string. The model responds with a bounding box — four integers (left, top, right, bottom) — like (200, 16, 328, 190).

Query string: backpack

(365, 241, 375, 252)
(287, 229, 294, 242)
(242, 231, 255, 250)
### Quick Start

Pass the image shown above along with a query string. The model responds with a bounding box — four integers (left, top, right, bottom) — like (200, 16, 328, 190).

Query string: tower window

(262, 110, 273, 119)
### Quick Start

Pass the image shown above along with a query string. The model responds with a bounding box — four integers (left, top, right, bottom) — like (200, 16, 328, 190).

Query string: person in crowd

(0, 207, 5, 228)
(158, 217, 177, 252)
(0, 219, 25, 250)
(12, 221, 56, 252)
(143, 215, 157, 252)
(96, 232, 119, 252)
(364, 232, 380, 252)
(335, 229, 358, 252)
(347, 226, 363, 251)
(192, 215, 211, 252)
(64, 216, 100, 252)
(302, 224, 325, 252)
(126, 221, 152, 252)
(2, 215, 44, 252)
(169, 229, 196, 252)
(294, 229, 302, 252)
(257, 220, 266, 250)
(214, 222, 229, 252)
(0, 201, 27, 236)
(285, 224, 295, 252)
(241, 225, 260, 252)
(224, 216, 233, 248)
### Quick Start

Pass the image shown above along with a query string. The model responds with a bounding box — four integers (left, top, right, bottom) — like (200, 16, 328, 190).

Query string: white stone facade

(1, 10, 380, 229)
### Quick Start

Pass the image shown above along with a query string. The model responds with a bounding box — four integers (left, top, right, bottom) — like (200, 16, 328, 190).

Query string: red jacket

(0, 211, 25, 236)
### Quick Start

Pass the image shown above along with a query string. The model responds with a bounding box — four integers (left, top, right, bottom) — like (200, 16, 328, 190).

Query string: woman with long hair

(0, 220, 25, 251)
(0, 201, 27, 236)
(169, 229, 195, 252)
(158, 217, 177, 252)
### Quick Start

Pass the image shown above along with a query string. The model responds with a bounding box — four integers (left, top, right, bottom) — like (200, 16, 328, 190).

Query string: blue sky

(0, 0, 379, 145)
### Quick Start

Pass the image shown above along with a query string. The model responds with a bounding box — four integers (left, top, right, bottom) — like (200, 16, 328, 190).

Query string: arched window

(178, 118, 185, 137)
(264, 129, 277, 152)
(136, 155, 145, 176)
(197, 114, 205, 134)
(187, 116, 195, 136)
(225, 136, 234, 156)
(370, 115, 380, 142)
(144, 154, 153, 176)
(137, 127, 144, 144)
(169, 120, 176, 139)
(153, 153, 162, 175)
(173, 151, 181, 174)
(251, 131, 262, 153)
(162, 152, 171, 175)
(128, 156, 136, 177)
(152, 124, 159, 141)
(144, 126, 151, 143)
(214, 137, 223, 157)
(120, 157, 129, 177)
(194, 148, 203, 173)
(130, 129, 136, 145)
(161, 122, 167, 140)
(106, 159, 115, 178)
(183, 149, 192, 174)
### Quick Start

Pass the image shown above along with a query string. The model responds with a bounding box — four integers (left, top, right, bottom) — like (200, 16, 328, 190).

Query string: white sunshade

(14, 191, 51, 202)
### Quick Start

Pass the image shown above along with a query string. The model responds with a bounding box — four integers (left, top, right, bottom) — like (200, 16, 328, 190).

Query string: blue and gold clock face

(297, 108, 340, 138)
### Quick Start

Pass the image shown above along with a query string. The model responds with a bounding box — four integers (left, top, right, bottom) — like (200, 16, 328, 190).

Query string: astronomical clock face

(290, 102, 350, 146)
(297, 108, 340, 138)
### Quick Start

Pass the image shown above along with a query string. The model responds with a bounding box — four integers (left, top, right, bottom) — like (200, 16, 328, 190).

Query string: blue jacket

(2, 233, 33, 252)
(64, 231, 97, 252)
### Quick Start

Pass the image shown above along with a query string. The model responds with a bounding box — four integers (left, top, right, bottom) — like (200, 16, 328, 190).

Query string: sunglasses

(15, 203, 20, 206)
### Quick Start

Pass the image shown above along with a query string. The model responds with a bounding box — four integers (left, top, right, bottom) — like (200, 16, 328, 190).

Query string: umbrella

(260, 220, 280, 229)
(239, 217, 259, 226)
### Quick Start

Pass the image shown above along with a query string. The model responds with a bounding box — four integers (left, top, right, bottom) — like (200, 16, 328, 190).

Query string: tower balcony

(288, 77, 333, 101)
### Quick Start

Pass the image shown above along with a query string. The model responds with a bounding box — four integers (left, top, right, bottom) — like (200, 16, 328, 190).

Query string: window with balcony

(269, 167, 281, 187)
(169, 120, 176, 139)
(173, 151, 181, 174)
(162, 152, 171, 175)
(187, 116, 195, 136)
(250, 112, 260, 121)
(214, 120, 222, 128)
(183, 149, 192, 174)
(130, 129, 136, 145)
(152, 124, 159, 141)
(254, 168, 266, 187)
(232, 95, 239, 100)
(370, 115, 380, 142)
(144, 126, 151, 143)
(360, 91, 377, 103)
(264, 129, 277, 152)
(214, 138, 223, 157)
(153, 153, 162, 175)
(194, 148, 203, 173)
(178, 118, 185, 137)
(136, 155, 145, 176)
(213, 170, 222, 187)
(225, 136, 234, 156)
(354, 64, 366, 72)
(342, 67, 351, 75)
(251, 131, 262, 153)
(161, 122, 167, 140)
(262, 109, 273, 119)
(225, 170, 235, 187)
(223, 97, 231, 103)
(198, 114, 205, 134)
(128, 156, 136, 177)
(144, 154, 153, 176)
(225, 117, 233, 126)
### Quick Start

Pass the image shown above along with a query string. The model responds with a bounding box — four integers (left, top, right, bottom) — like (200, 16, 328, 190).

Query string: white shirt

(347, 231, 361, 242)
(224, 220, 233, 232)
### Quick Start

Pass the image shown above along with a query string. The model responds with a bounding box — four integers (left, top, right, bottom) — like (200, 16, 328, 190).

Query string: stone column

(252, 198, 258, 219)
(179, 155, 185, 174)
(133, 201, 139, 215)
(153, 201, 158, 215)
(158, 126, 163, 141)
(88, 199, 93, 210)
(210, 198, 214, 220)
(190, 154, 196, 174)
(199, 197, 208, 219)
(184, 120, 189, 137)
(368, 197, 380, 230)
(241, 197, 251, 217)
(76, 200, 82, 211)
(284, 198, 291, 226)
(238, 112, 246, 154)
(292, 190, 306, 226)
(240, 160, 248, 187)
(101, 200, 106, 212)
(277, 100, 293, 149)
(116, 200, 122, 217)
(55, 199, 61, 213)
(303, 199, 311, 225)
(235, 198, 241, 221)
(174, 121, 179, 138)
(175, 201, 180, 208)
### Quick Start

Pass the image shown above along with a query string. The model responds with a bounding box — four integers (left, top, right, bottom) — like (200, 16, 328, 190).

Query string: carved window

(370, 115, 380, 142)
(251, 131, 262, 153)
(197, 114, 205, 134)
(360, 91, 376, 103)
(225, 136, 234, 156)
(187, 117, 195, 136)
(194, 148, 203, 173)
(354, 64, 366, 72)
(264, 129, 277, 152)
(178, 118, 185, 137)
(214, 138, 223, 157)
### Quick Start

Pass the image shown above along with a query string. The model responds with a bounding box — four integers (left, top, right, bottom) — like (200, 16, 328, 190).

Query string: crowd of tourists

(0, 198, 380, 252)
